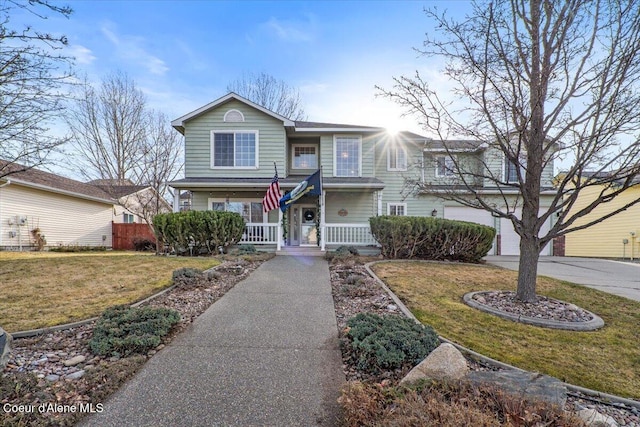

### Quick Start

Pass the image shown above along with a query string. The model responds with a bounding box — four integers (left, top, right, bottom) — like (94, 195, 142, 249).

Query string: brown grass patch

(339, 380, 585, 427)
(371, 261, 640, 399)
(0, 252, 218, 332)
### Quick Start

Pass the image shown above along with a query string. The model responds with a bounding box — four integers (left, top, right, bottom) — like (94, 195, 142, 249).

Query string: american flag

(263, 166, 282, 212)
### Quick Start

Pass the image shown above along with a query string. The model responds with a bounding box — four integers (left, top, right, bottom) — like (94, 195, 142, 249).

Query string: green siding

(184, 100, 286, 178)
(324, 192, 376, 223)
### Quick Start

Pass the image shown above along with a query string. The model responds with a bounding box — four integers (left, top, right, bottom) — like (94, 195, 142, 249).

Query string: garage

(443, 206, 497, 255)
(443, 206, 552, 256)
(499, 209, 552, 256)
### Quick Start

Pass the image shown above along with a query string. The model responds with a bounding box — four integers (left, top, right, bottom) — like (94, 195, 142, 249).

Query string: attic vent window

(224, 109, 245, 122)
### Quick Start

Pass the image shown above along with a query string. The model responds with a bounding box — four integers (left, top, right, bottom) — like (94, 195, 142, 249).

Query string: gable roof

(172, 92, 296, 134)
(0, 160, 114, 204)
(87, 179, 150, 199)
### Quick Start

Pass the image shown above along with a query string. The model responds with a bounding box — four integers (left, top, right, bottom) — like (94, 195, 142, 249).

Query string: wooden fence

(112, 222, 156, 250)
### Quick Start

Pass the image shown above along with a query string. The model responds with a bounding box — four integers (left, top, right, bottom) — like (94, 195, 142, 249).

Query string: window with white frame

(210, 200, 265, 223)
(292, 144, 318, 169)
(387, 203, 407, 216)
(387, 145, 407, 171)
(211, 130, 258, 168)
(334, 135, 361, 177)
(435, 155, 457, 177)
(123, 213, 135, 223)
(505, 154, 527, 183)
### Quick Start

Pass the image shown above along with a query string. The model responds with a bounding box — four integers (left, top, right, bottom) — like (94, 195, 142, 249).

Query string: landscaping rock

(467, 369, 567, 408)
(0, 326, 12, 369)
(63, 355, 86, 366)
(65, 370, 85, 380)
(576, 408, 619, 427)
(45, 374, 60, 382)
(400, 343, 469, 385)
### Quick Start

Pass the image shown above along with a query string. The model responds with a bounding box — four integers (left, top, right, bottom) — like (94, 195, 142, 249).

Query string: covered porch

(169, 176, 384, 253)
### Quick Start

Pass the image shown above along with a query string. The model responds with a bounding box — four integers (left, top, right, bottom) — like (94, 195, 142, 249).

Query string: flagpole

(320, 166, 326, 251)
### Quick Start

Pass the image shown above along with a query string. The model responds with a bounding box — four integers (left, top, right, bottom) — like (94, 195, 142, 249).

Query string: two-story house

(169, 93, 557, 256)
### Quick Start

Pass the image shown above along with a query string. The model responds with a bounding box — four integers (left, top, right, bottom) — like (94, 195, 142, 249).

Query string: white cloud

(100, 22, 169, 76)
(67, 44, 96, 65)
(261, 15, 315, 42)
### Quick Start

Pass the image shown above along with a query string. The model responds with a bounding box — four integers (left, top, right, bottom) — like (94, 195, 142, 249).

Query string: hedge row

(369, 216, 495, 263)
(153, 210, 245, 255)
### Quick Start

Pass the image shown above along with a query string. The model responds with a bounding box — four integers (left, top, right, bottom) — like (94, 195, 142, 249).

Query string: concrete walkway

(80, 256, 345, 427)
(485, 255, 640, 302)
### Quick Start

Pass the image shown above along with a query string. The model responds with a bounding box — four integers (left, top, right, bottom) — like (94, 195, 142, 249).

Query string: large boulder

(400, 342, 469, 385)
(467, 370, 567, 408)
(0, 326, 13, 370)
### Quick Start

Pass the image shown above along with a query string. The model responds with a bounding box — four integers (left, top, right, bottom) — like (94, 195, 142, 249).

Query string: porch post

(320, 190, 326, 251)
(377, 191, 383, 216)
(172, 188, 180, 213)
(277, 209, 282, 251)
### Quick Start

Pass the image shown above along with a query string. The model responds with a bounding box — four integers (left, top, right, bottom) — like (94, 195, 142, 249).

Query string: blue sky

(13, 0, 466, 136)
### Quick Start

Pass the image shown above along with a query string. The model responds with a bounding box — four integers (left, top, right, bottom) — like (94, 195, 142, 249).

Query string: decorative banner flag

(279, 169, 322, 212)
(262, 165, 282, 212)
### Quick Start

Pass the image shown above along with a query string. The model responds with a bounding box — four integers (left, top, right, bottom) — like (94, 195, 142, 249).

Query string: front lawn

(0, 252, 219, 332)
(371, 261, 640, 399)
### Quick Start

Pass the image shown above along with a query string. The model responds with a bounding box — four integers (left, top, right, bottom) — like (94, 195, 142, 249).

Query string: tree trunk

(516, 235, 540, 303)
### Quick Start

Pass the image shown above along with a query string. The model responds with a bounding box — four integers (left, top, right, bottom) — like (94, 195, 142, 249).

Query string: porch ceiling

(169, 176, 385, 190)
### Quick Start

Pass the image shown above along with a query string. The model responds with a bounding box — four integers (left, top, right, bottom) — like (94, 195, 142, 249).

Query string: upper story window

(435, 155, 456, 177)
(224, 109, 245, 122)
(505, 154, 527, 183)
(292, 144, 318, 169)
(387, 145, 407, 171)
(211, 130, 258, 168)
(334, 135, 361, 177)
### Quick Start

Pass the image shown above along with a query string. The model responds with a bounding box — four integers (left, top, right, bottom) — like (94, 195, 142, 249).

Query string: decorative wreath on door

(303, 209, 315, 221)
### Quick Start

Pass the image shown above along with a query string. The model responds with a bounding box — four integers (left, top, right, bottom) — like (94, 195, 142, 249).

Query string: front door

(299, 206, 318, 246)
(289, 205, 318, 246)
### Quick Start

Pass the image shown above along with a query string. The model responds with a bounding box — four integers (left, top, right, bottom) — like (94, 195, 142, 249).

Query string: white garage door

(444, 206, 497, 255)
(499, 209, 552, 256)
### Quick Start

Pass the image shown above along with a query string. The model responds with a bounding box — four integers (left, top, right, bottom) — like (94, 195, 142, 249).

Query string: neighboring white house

(88, 179, 172, 224)
(0, 161, 115, 250)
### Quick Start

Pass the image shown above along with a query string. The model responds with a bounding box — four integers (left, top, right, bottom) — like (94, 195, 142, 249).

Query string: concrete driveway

(484, 256, 640, 302)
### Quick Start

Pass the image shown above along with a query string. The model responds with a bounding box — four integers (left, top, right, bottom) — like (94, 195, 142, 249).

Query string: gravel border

(463, 291, 605, 331)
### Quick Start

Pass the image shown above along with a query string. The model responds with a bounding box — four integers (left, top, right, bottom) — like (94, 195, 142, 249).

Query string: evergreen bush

(344, 313, 439, 374)
(89, 305, 180, 357)
(153, 210, 245, 255)
(369, 215, 495, 262)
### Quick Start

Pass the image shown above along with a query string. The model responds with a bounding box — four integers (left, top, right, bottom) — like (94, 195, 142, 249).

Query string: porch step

(276, 246, 326, 257)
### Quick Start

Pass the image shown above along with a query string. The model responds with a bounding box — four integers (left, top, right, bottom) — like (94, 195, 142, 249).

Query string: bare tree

(66, 71, 147, 182)
(129, 110, 183, 223)
(227, 72, 307, 120)
(0, 0, 75, 179)
(378, 0, 640, 302)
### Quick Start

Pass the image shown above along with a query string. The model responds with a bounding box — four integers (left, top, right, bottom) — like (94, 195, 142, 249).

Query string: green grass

(0, 252, 219, 332)
(372, 261, 640, 399)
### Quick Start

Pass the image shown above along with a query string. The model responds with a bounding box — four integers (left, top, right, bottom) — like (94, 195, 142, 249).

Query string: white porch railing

(324, 223, 378, 246)
(240, 223, 279, 244)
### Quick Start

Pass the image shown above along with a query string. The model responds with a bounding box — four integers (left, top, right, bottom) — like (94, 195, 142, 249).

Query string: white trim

(0, 178, 114, 205)
(207, 197, 267, 223)
(223, 109, 245, 122)
(333, 134, 362, 177)
(291, 143, 318, 170)
(294, 127, 384, 133)
(387, 202, 407, 216)
(171, 92, 294, 133)
(210, 129, 259, 169)
(435, 154, 457, 178)
(387, 145, 407, 171)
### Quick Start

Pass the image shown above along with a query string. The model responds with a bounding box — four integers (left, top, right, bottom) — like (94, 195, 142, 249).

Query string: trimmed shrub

(344, 313, 439, 374)
(369, 215, 495, 262)
(153, 210, 245, 255)
(132, 237, 155, 251)
(234, 244, 257, 255)
(89, 305, 181, 357)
